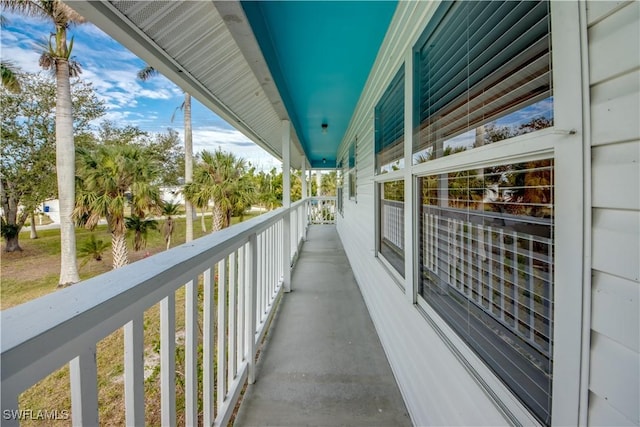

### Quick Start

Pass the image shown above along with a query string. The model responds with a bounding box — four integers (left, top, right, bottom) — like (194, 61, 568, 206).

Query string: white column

(301, 158, 307, 241)
(301, 158, 307, 200)
(282, 120, 292, 292)
(316, 171, 321, 196)
(403, 47, 416, 304)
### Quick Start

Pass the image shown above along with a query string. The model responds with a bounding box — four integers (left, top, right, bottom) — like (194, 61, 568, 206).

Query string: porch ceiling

(71, 1, 397, 169)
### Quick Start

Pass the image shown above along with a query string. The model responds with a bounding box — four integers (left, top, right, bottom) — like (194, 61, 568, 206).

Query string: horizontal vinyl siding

(587, 1, 640, 425)
(337, 2, 512, 425)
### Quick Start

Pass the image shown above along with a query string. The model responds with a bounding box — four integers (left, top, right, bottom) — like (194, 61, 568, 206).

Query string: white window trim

(403, 2, 585, 425)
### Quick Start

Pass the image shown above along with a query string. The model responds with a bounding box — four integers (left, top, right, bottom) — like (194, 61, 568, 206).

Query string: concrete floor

(234, 225, 412, 427)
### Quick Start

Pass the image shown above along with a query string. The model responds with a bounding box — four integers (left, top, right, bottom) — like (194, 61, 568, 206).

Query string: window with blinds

(375, 65, 405, 173)
(418, 159, 554, 424)
(413, 0, 552, 164)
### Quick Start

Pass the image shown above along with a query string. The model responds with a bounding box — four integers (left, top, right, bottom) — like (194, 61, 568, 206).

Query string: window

(379, 180, 405, 277)
(414, 1, 554, 424)
(418, 159, 553, 423)
(348, 141, 357, 200)
(375, 66, 405, 173)
(413, 1, 552, 164)
(336, 163, 344, 216)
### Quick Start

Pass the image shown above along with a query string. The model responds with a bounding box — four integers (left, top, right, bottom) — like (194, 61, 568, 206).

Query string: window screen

(375, 65, 405, 173)
(414, 1, 552, 163)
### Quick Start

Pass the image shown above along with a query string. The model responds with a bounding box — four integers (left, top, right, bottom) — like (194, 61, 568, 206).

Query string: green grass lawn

(1, 212, 260, 426)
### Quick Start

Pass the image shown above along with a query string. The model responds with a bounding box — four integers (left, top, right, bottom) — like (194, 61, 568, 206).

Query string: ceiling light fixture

(321, 123, 328, 134)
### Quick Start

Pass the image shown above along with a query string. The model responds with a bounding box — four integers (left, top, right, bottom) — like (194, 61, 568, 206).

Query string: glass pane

(418, 159, 554, 425)
(413, 1, 553, 165)
(379, 180, 405, 276)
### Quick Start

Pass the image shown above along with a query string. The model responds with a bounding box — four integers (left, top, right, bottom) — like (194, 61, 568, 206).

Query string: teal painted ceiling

(241, 1, 398, 168)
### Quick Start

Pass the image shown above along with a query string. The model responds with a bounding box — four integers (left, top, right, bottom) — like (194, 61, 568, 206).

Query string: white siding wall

(336, 2, 516, 425)
(587, 2, 640, 425)
(336, 1, 640, 426)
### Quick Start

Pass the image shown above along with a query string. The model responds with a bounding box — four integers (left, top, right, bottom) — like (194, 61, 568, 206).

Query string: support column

(282, 120, 292, 292)
(301, 158, 307, 201)
(316, 171, 322, 196)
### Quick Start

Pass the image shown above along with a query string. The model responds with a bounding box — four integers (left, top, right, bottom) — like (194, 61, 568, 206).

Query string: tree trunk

(211, 203, 224, 233)
(111, 232, 129, 269)
(56, 58, 80, 285)
(0, 179, 23, 252)
(30, 212, 38, 239)
(184, 92, 194, 242)
(200, 208, 207, 233)
(4, 235, 22, 252)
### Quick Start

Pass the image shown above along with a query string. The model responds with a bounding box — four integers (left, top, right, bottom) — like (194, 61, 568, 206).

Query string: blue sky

(1, 11, 281, 171)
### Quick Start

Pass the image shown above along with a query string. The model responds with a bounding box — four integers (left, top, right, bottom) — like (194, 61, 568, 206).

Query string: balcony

(1, 197, 409, 426)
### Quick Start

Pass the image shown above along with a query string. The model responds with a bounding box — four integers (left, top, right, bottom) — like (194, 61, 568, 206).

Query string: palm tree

(161, 201, 180, 250)
(1, 16, 21, 93)
(77, 234, 110, 268)
(1, 61, 20, 93)
(74, 145, 162, 269)
(125, 215, 158, 252)
(184, 149, 254, 233)
(1, 0, 84, 285)
(137, 65, 195, 242)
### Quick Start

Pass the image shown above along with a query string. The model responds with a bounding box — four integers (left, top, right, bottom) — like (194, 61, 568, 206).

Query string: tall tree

(74, 144, 163, 269)
(1, 0, 86, 285)
(137, 66, 194, 242)
(184, 149, 254, 232)
(1, 72, 104, 252)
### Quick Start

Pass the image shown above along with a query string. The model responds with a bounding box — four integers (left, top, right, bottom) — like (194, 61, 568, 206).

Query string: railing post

(185, 278, 198, 426)
(282, 120, 292, 292)
(247, 233, 258, 384)
(160, 293, 176, 427)
(203, 267, 215, 426)
(70, 347, 99, 426)
(217, 259, 228, 412)
(124, 314, 144, 426)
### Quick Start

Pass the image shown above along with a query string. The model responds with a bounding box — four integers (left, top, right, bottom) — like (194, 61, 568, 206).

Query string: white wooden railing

(309, 196, 336, 224)
(1, 199, 310, 427)
(421, 206, 553, 358)
(382, 199, 404, 251)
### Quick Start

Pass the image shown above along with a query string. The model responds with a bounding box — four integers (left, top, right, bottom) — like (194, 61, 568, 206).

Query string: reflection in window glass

(413, 1, 553, 165)
(419, 159, 554, 425)
(379, 180, 405, 276)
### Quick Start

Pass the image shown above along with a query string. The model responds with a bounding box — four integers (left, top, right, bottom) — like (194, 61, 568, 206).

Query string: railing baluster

(247, 234, 258, 384)
(229, 251, 237, 385)
(124, 314, 144, 426)
(256, 233, 262, 326)
(237, 245, 246, 369)
(203, 267, 215, 426)
(217, 258, 227, 410)
(185, 278, 198, 427)
(70, 347, 99, 426)
(160, 293, 176, 427)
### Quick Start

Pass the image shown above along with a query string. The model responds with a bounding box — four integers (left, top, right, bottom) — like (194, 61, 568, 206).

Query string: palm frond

(137, 65, 158, 81)
(1, 61, 21, 92)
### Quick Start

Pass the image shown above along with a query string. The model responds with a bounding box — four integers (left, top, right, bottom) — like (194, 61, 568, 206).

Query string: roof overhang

(69, 0, 397, 169)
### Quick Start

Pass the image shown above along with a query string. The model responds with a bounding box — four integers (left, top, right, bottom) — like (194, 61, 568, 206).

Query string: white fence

(1, 199, 309, 427)
(309, 197, 337, 224)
